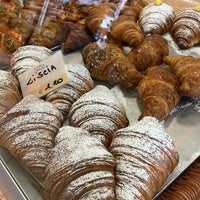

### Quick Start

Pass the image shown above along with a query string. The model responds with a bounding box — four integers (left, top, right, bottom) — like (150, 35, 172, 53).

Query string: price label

(18, 50, 69, 98)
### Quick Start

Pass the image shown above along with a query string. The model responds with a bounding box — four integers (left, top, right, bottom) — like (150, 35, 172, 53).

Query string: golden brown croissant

(44, 62, 94, 116)
(171, 7, 200, 49)
(0, 95, 64, 180)
(138, 65, 180, 121)
(138, 2, 176, 35)
(157, 157, 200, 200)
(163, 55, 200, 97)
(61, 20, 95, 54)
(0, 70, 22, 118)
(45, 126, 116, 200)
(126, 34, 169, 71)
(110, 116, 179, 200)
(68, 85, 129, 147)
(109, 5, 144, 47)
(85, 2, 117, 39)
(28, 18, 71, 49)
(82, 41, 143, 89)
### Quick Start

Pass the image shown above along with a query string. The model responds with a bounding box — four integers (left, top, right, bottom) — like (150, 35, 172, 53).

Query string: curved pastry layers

(10, 45, 52, 78)
(68, 85, 129, 147)
(163, 55, 200, 97)
(171, 8, 200, 49)
(138, 2, 175, 35)
(126, 34, 169, 71)
(45, 62, 94, 116)
(61, 22, 95, 54)
(138, 66, 180, 121)
(82, 41, 143, 89)
(85, 2, 117, 39)
(0, 95, 64, 180)
(45, 126, 116, 200)
(110, 116, 179, 200)
(109, 5, 144, 47)
(0, 70, 22, 118)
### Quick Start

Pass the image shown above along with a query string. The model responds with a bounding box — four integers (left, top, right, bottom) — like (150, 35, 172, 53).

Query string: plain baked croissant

(82, 41, 143, 89)
(171, 7, 200, 49)
(45, 126, 116, 200)
(0, 95, 64, 180)
(0, 70, 22, 118)
(137, 65, 180, 121)
(85, 2, 117, 39)
(108, 4, 144, 47)
(44, 62, 94, 117)
(126, 34, 169, 71)
(61, 20, 95, 54)
(110, 116, 179, 200)
(138, 2, 175, 35)
(68, 85, 129, 148)
(163, 55, 200, 97)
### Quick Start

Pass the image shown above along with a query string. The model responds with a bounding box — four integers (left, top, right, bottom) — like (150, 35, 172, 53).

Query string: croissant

(126, 34, 169, 71)
(0, 70, 22, 118)
(171, 7, 200, 49)
(61, 20, 95, 54)
(163, 55, 200, 97)
(157, 157, 200, 200)
(10, 45, 52, 78)
(0, 95, 64, 180)
(45, 126, 116, 200)
(110, 116, 179, 200)
(138, 2, 175, 35)
(109, 5, 144, 47)
(44, 62, 94, 116)
(85, 2, 117, 39)
(68, 85, 129, 147)
(82, 41, 143, 89)
(138, 65, 180, 121)
(28, 18, 71, 49)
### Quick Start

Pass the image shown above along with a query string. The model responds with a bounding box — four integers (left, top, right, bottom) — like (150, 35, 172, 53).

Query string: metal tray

(0, 33, 200, 199)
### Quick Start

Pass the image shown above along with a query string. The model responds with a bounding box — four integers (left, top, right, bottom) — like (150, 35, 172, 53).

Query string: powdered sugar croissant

(138, 2, 175, 35)
(110, 116, 179, 200)
(0, 95, 64, 180)
(68, 85, 129, 147)
(138, 66, 180, 121)
(163, 55, 200, 97)
(171, 7, 200, 49)
(0, 70, 22, 118)
(44, 62, 94, 117)
(45, 126, 116, 200)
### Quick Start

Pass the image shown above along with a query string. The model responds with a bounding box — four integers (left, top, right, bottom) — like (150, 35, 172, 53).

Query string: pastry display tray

(0, 34, 200, 199)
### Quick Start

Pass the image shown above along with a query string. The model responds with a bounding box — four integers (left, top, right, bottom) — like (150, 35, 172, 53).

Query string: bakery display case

(0, 0, 200, 199)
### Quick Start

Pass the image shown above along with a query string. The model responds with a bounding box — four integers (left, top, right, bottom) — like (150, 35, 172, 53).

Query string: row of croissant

(0, 0, 200, 54)
(0, 58, 179, 199)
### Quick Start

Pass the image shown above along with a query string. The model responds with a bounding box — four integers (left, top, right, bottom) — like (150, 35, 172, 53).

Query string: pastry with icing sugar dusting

(45, 126, 116, 200)
(0, 70, 22, 118)
(68, 85, 129, 147)
(0, 95, 64, 180)
(171, 7, 200, 49)
(45, 62, 94, 117)
(138, 1, 175, 35)
(110, 116, 179, 200)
